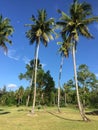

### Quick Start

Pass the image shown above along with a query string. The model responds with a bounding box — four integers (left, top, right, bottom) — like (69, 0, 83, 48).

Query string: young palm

(57, 36, 70, 112)
(0, 15, 14, 53)
(26, 9, 55, 113)
(57, 0, 98, 121)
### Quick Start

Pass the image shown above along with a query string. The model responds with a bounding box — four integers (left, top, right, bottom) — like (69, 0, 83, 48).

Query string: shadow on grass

(0, 109, 4, 111)
(47, 111, 82, 122)
(17, 108, 31, 112)
(0, 111, 10, 115)
(86, 110, 98, 116)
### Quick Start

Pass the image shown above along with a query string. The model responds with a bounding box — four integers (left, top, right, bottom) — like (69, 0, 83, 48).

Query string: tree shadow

(0, 111, 10, 115)
(17, 108, 31, 112)
(86, 110, 98, 116)
(47, 111, 82, 122)
(0, 109, 4, 111)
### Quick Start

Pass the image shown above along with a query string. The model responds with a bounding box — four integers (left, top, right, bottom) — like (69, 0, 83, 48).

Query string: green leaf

(57, 42, 62, 45)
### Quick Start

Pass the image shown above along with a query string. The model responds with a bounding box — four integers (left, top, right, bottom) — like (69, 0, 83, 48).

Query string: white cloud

(7, 83, 17, 89)
(23, 56, 30, 64)
(41, 63, 46, 68)
(7, 49, 20, 60)
(95, 73, 98, 77)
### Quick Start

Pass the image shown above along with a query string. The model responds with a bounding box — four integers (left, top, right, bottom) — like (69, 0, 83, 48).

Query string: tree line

(0, 63, 98, 109)
(0, 0, 98, 121)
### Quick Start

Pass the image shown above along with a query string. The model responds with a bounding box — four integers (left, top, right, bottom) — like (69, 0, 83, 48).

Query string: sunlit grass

(0, 106, 98, 130)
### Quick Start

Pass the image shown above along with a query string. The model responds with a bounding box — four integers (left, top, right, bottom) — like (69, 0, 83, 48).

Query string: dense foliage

(0, 64, 98, 108)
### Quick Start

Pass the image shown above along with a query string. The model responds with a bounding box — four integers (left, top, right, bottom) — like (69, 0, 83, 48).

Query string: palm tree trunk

(58, 56, 64, 112)
(58, 87, 60, 112)
(64, 92, 67, 106)
(72, 45, 90, 121)
(31, 42, 40, 113)
(26, 95, 30, 107)
(83, 83, 86, 108)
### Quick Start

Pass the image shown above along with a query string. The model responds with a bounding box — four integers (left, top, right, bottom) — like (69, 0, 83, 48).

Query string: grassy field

(0, 106, 98, 130)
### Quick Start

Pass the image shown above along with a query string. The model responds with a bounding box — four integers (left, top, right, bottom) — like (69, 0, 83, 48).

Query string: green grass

(0, 106, 98, 130)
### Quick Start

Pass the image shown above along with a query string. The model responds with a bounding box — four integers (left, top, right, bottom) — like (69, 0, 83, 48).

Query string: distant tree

(63, 79, 74, 105)
(77, 64, 98, 107)
(0, 15, 14, 53)
(36, 69, 45, 105)
(19, 59, 42, 81)
(19, 59, 55, 107)
(43, 71, 55, 106)
(15, 86, 24, 106)
(24, 87, 31, 106)
(19, 59, 42, 106)
(25, 9, 55, 113)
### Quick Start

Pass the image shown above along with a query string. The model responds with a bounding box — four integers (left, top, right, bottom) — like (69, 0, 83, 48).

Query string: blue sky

(0, 0, 98, 90)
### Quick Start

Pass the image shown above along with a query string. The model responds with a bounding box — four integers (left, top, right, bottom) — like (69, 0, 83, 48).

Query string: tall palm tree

(26, 9, 55, 113)
(57, 36, 70, 112)
(0, 15, 14, 53)
(57, 0, 98, 121)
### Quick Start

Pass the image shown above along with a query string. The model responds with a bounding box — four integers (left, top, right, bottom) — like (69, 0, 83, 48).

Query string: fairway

(0, 106, 98, 130)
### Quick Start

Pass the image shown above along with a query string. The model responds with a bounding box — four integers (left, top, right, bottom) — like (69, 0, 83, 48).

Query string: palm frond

(38, 9, 47, 22)
(79, 25, 93, 38)
(42, 32, 49, 43)
(0, 15, 14, 52)
(47, 33, 54, 40)
(0, 42, 8, 53)
(83, 17, 98, 25)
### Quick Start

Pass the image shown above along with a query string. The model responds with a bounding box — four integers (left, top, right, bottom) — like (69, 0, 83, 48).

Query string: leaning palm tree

(57, 0, 98, 121)
(26, 9, 55, 113)
(0, 15, 14, 53)
(57, 36, 70, 112)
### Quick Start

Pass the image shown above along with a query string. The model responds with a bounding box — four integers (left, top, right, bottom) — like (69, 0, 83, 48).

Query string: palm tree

(0, 15, 14, 53)
(26, 9, 55, 113)
(57, 36, 70, 112)
(57, 0, 98, 121)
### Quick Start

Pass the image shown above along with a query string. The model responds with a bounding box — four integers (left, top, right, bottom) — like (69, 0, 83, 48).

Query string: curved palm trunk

(72, 45, 90, 121)
(31, 42, 40, 114)
(58, 56, 64, 112)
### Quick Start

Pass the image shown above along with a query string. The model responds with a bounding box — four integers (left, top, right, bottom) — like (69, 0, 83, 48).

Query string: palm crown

(58, 35, 70, 58)
(0, 15, 14, 52)
(57, 0, 98, 45)
(26, 9, 55, 46)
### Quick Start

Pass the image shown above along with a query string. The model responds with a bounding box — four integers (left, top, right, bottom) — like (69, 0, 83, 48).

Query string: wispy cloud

(7, 49, 20, 60)
(7, 83, 17, 89)
(23, 56, 30, 64)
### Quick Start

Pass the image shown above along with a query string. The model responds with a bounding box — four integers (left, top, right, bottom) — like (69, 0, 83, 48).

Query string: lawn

(0, 106, 98, 130)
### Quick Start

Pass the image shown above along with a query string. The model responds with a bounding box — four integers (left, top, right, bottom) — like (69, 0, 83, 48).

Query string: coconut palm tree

(26, 9, 55, 113)
(57, 36, 70, 112)
(0, 15, 14, 53)
(57, 0, 98, 121)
